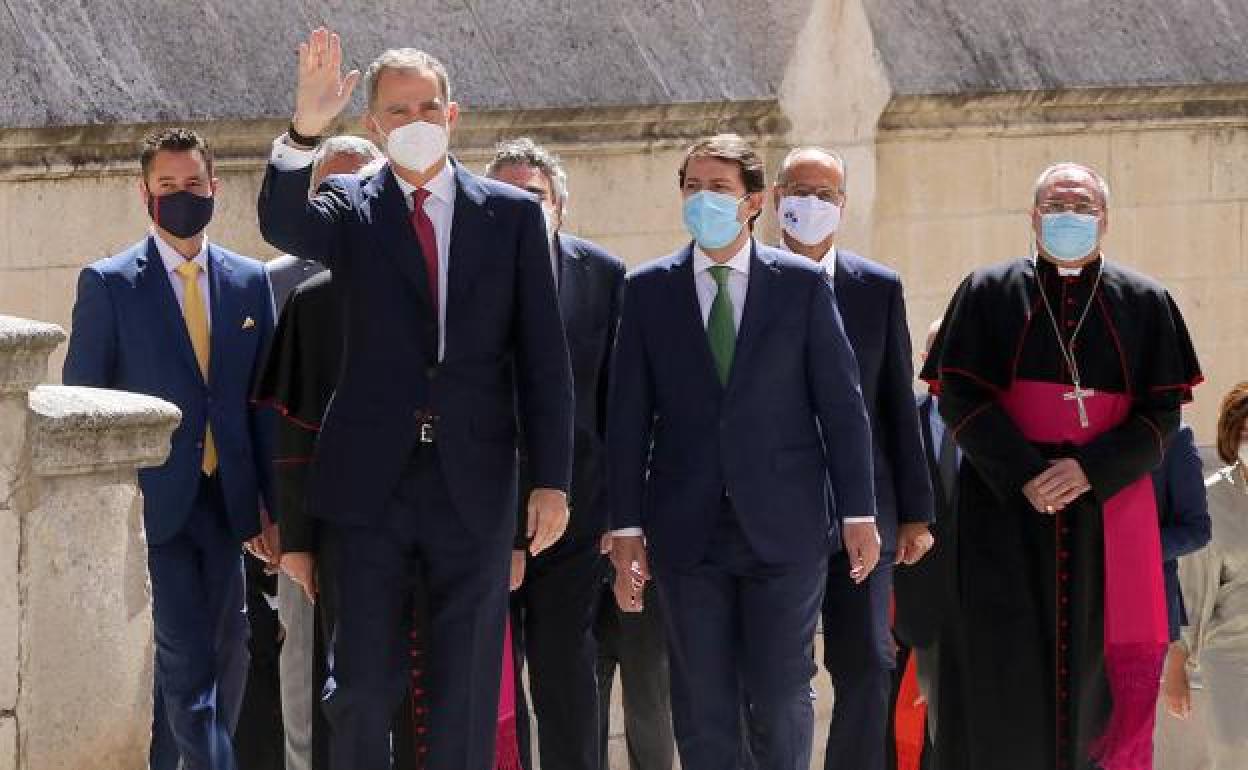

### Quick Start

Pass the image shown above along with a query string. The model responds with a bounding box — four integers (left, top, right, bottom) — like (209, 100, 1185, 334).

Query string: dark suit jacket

(257, 160, 573, 537)
(893, 392, 958, 649)
(608, 240, 876, 570)
(517, 232, 625, 544)
(63, 236, 275, 544)
(1152, 424, 1212, 641)
(832, 250, 934, 552)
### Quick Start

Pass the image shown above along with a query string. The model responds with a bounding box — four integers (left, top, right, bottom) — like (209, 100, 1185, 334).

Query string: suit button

(196, 441, 204, 449)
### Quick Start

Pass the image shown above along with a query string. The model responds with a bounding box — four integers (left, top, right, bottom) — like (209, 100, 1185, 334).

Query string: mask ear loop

(146, 182, 161, 230)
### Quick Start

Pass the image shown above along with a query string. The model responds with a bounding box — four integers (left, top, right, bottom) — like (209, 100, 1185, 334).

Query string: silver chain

(1033, 259, 1104, 388)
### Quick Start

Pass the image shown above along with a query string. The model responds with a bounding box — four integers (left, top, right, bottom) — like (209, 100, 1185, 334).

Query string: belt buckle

(419, 420, 436, 444)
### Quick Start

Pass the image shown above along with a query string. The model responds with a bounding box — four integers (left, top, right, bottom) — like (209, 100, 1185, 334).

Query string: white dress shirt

(692, 239, 751, 329)
(152, 229, 212, 328)
(270, 136, 456, 359)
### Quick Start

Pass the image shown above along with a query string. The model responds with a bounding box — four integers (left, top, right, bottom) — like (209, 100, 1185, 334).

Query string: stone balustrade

(0, 315, 180, 770)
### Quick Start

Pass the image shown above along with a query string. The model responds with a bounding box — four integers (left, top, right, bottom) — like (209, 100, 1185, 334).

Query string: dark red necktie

(410, 188, 439, 313)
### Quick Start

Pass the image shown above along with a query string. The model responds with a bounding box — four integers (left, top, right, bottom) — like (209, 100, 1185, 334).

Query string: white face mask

(779, 195, 841, 246)
(385, 120, 448, 173)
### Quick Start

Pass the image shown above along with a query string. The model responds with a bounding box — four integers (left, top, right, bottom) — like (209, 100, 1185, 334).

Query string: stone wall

(873, 86, 1248, 437)
(0, 315, 180, 770)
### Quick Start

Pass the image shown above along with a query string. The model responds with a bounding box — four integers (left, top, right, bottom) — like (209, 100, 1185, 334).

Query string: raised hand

(292, 27, 361, 138)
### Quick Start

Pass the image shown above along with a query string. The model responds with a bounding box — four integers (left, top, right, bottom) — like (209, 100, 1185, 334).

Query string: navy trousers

(656, 502, 826, 770)
(511, 535, 603, 770)
(821, 551, 897, 770)
(149, 474, 250, 770)
(322, 445, 512, 770)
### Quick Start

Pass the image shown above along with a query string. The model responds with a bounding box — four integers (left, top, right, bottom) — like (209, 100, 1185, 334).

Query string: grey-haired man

(487, 138, 626, 770)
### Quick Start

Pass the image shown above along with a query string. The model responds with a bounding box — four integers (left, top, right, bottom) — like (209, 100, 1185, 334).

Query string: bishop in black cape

(920, 254, 1200, 770)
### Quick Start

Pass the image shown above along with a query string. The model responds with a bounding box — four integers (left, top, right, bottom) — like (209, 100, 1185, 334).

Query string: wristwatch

(287, 121, 321, 149)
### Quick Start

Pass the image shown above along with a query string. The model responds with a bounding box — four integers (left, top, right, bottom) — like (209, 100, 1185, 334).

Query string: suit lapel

(832, 253, 864, 347)
(556, 234, 584, 320)
(724, 241, 777, 392)
(446, 162, 493, 325)
(137, 237, 203, 382)
(206, 246, 234, 389)
(670, 245, 723, 393)
(369, 166, 435, 311)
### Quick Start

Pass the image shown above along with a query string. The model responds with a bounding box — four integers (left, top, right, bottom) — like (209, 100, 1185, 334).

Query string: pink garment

(1000, 379, 1168, 770)
(495, 617, 522, 770)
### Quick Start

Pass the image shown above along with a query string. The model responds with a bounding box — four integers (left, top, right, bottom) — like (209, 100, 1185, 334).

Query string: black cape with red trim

(919, 256, 1200, 770)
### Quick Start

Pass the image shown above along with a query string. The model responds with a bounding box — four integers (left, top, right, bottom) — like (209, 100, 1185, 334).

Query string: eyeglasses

(1037, 200, 1103, 217)
(779, 185, 845, 204)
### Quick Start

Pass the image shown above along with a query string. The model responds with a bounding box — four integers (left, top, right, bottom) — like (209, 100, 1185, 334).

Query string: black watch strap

(287, 121, 322, 149)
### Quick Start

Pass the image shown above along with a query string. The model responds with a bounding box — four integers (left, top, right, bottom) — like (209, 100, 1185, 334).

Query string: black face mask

(147, 189, 215, 239)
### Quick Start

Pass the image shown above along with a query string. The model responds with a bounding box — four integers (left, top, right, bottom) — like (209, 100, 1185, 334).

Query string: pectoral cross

(1063, 385, 1096, 429)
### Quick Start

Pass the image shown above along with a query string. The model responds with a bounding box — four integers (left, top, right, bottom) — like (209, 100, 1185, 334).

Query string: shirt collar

(151, 229, 209, 273)
(816, 245, 838, 280)
(392, 160, 456, 206)
(693, 238, 753, 277)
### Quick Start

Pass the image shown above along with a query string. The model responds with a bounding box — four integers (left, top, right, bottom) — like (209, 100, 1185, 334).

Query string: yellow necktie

(174, 260, 217, 474)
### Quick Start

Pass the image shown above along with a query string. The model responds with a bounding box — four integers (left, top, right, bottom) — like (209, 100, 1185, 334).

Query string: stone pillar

(0, 315, 181, 770)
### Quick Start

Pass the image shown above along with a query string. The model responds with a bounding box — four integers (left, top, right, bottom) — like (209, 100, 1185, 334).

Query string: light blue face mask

(1040, 213, 1100, 263)
(683, 191, 746, 249)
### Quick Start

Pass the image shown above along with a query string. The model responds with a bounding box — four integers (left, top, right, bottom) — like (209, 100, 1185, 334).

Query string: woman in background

(1167, 382, 1248, 768)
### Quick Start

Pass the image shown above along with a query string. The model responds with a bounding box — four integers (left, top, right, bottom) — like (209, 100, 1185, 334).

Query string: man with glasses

(920, 163, 1202, 770)
(486, 138, 626, 770)
(766, 147, 934, 770)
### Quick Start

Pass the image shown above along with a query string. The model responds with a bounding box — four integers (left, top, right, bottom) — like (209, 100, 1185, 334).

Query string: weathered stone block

(875, 138, 1001, 219)
(0, 506, 16, 713)
(1211, 128, 1248, 202)
(997, 133, 1113, 211)
(0, 716, 15, 770)
(26, 386, 180, 477)
(0, 317, 63, 397)
(1109, 130, 1213, 207)
(1127, 202, 1243, 281)
(17, 475, 153, 770)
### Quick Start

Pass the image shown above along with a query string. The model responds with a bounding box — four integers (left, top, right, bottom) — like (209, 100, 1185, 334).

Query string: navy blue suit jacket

(518, 232, 625, 543)
(832, 250, 934, 552)
(63, 237, 275, 545)
(257, 160, 573, 537)
(608, 240, 876, 570)
(1152, 424, 1212, 640)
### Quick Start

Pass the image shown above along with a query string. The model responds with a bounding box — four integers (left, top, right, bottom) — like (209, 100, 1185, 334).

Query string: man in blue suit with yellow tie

(771, 147, 934, 770)
(256, 29, 573, 770)
(608, 134, 879, 770)
(63, 128, 276, 770)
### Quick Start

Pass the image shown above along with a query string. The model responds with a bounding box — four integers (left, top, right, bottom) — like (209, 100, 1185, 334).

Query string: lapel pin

(242, 316, 256, 330)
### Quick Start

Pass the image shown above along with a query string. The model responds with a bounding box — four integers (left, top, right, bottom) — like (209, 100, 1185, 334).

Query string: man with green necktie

(607, 133, 879, 770)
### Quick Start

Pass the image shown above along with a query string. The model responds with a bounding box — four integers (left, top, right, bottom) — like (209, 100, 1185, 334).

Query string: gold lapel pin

(242, 316, 256, 330)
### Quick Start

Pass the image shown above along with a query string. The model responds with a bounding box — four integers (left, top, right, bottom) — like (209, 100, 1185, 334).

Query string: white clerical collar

(694, 238, 753, 277)
(1033, 253, 1098, 277)
(151, 228, 209, 273)
(392, 159, 456, 207)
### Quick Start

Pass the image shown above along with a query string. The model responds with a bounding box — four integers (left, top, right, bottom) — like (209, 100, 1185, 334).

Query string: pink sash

(1000, 380, 1167, 770)
(494, 617, 522, 770)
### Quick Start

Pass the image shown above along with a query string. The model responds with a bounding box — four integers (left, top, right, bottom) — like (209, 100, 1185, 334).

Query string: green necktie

(707, 264, 736, 385)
